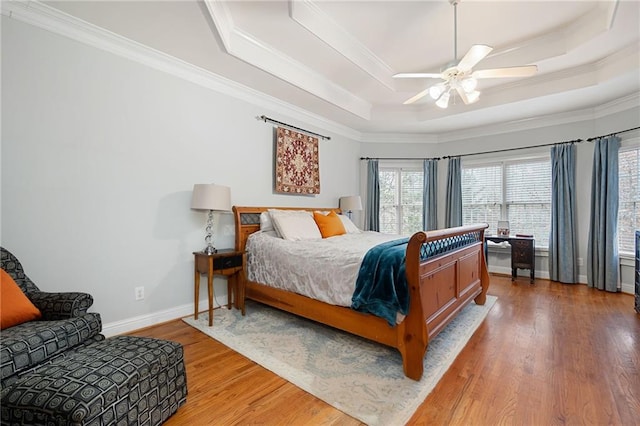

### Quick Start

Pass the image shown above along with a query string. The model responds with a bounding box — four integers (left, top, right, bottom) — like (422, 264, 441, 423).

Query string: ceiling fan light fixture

(429, 83, 446, 100)
(436, 91, 451, 109)
(460, 77, 478, 93)
(466, 90, 480, 104)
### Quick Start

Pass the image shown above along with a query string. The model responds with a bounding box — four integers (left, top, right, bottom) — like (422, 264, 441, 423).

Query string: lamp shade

(191, 184, 231, 211)
(339, 195, 363, 211)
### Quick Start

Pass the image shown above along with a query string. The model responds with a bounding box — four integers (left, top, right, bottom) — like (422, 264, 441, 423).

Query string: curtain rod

(444, 126, 640, 159)
(361, 126, 640, 162)
(586, 126, 640, 142)
(258, 115, 331, 140)
(441, 138, 583, 159)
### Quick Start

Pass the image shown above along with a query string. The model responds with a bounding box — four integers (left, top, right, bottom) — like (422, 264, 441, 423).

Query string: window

(618, 147, 640, 253)
(461, 164, 502, 236)
(462, 157, 551, 247)
(379, 167, 423, 235)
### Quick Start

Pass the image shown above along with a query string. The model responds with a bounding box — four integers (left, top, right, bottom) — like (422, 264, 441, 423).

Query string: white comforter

(246, 231, 403, 307)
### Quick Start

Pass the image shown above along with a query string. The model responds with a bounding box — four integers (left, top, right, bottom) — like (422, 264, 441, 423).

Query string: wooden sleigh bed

(233, 206, 491, 381)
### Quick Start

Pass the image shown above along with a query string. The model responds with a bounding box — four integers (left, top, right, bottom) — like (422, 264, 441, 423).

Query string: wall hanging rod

(360, 156, 440, 161)
(257, 115, 331, 140)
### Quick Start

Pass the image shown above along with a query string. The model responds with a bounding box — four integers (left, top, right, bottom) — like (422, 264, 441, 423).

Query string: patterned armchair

(0, 247, 104, 388)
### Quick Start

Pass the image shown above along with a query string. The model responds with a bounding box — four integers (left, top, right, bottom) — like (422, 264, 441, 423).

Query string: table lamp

(191, 184, 231, 254)
(339, 195, 363, 219)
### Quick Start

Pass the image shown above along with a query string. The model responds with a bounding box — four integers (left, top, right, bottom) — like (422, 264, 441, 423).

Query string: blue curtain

(445, 157, 462, 227)
(549, 143, 578, 283)
(422, 159, 438, 230)
(588, 136, 620, 292)
(366, 160, 380, 231)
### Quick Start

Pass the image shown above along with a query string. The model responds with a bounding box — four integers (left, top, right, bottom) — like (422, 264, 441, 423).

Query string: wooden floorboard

(128, 274, 640, 425)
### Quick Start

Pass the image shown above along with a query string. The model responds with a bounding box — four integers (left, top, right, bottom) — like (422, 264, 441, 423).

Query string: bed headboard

(232, 206, 341, 252)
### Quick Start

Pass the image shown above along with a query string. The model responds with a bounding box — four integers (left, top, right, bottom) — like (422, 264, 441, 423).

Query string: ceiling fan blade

(403, 88, 431, 105)
(393, 73, 442, 79)
(472, 65, 538, 79)
(457, 44, 493, 72)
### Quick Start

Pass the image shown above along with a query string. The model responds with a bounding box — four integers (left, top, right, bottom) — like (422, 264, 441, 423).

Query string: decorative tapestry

(275, 127, 320, 194)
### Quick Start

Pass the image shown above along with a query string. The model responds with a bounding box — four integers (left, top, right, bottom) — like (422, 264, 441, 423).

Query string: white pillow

(266, 209, 289, 236)
(268, 209, 322, 241)
(260, 211, 276, 233)
(338, 214, 361, 233)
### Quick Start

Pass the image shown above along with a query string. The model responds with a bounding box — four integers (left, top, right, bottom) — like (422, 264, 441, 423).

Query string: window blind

(379, 168, 423, 234)
(618, 148, 640, 253)
(506, 159, 551, 246)
(462, 157, 551, 246)
(462, 164, 502, 236)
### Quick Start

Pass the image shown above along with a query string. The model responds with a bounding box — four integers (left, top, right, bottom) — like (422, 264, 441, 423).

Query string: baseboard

(102, 297, 217, 337)
(104, 277, 634, 337)
(621, 282, 635, 295)
(488, 265, 551, 281)
(488, 267, 634, 294)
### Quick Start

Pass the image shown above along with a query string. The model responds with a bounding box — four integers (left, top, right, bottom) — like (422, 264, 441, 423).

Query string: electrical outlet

(577, 258, 584, 266)
(135, 286, 144, 300)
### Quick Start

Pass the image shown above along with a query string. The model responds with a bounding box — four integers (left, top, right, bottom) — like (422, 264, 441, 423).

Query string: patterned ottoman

(0, 336, 187, 425)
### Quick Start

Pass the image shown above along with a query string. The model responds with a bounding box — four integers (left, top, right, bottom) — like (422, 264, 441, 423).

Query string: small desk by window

(486, 235, 535, 283)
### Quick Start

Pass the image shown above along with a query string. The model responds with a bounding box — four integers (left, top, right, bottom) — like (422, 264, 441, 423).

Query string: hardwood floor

(129, 275, 640, 425)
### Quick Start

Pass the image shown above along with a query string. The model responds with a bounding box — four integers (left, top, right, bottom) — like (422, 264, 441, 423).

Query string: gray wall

(1, 17, 360, 334)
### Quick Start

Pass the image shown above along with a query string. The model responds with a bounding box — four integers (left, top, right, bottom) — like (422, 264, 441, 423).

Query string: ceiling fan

(394, 0, 537, 108)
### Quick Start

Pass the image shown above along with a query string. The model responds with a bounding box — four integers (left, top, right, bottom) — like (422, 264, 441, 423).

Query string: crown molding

(204, 0, 371, 120)
(481, 1, 618, 70)
(438, 92, 639, 143)
(593, 92, 640, 119)
(368, 89, 639, 145)
(1, 0, 362, 141)
(290, 0, 395, 91)
(2, 0, 637, 146)
(360, 133, 439, 144)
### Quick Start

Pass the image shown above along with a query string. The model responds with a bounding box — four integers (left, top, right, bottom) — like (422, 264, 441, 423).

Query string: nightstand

(511, 237, 535, 283)
(485, 235, 535, 284)
(193, 249, 246, 326)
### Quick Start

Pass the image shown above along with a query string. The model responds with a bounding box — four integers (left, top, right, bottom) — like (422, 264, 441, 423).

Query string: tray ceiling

(32, 1, 640, 137)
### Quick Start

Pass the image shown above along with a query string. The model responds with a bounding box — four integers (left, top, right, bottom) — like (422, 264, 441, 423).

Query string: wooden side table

(511, 237, 535, 283)
(485, 235, 535, 283)
(193, 249, 246, 326)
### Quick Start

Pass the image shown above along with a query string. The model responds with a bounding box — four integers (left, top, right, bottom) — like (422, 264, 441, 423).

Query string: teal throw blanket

(350, 233, 478, 326)
(351, 238, 410, 326)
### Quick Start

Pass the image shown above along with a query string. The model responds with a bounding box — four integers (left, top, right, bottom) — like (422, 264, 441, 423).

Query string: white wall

(1, 17, 361, 335)
(361, 108, 640, 293)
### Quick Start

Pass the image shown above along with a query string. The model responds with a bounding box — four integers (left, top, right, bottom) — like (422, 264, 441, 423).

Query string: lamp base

(202, 211, 217, 255)
(203, 245, 218, 255)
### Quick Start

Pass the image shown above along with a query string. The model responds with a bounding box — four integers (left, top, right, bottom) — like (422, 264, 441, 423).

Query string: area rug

(183, 295, 497, 425)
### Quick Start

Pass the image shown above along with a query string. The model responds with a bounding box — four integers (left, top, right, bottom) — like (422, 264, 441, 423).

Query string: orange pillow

(313, 211, 346, 238)
(1, 269, 42, 330)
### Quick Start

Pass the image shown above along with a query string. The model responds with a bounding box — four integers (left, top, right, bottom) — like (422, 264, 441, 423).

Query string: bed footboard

(400, 224, 489, 380)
